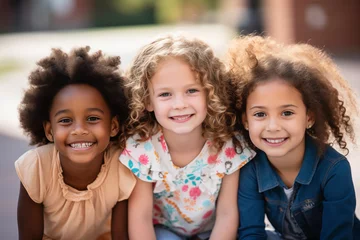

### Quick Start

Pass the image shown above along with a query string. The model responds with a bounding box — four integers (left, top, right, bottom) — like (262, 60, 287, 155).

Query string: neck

(60, 154, 104, 191)
(268, 142, 305, 188)
(163, 128, 206, 154)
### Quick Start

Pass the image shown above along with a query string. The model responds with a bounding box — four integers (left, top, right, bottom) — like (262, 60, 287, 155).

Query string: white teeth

(70, 142, 93, 148)
(172, 115, 191, 121)
(266, 138, 285, 144)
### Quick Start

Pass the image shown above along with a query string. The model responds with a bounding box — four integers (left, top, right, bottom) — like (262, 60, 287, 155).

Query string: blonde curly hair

(125, 34, 237, 152)
(226, 35, 358, 155)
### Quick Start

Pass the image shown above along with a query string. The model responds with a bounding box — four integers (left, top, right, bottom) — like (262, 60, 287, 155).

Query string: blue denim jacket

(238, 135, 359, 239)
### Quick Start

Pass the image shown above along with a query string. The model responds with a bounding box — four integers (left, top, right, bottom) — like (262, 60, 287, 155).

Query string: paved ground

(0, 25, 359, 239)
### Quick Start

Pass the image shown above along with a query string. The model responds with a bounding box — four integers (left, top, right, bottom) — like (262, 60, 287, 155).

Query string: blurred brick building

(264, 0, 360, 54)
(222, 0, 360, 54)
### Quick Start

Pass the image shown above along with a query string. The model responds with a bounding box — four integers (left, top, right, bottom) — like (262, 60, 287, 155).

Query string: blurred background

(1, 0, 359, 238)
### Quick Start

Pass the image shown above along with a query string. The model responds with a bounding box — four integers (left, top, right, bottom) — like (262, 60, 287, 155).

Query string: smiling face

(147, 57, 207, 138)
(243, 78, 313, 163)
(44, 84, 119, 165)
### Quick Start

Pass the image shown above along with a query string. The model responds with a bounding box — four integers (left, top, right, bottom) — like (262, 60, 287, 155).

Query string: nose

(71, 122, 89, 135)
(172, 94, 187, 109)
(266, 117, 281, 131)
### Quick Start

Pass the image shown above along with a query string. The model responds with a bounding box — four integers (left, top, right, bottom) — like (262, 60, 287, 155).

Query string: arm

(320, 159, 356, 239)
(210, 170, 240, 240)
(111, 200, 129, 240)
(238, 162, 267, 240)
(17, 182, 44, 240)
(128, 179, 156, 240)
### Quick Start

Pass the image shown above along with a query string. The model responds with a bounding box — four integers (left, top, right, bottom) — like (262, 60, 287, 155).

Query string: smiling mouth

(69, 142, 94, 149)
(170, 114, 193, 121)
(264, 138, 287, 144)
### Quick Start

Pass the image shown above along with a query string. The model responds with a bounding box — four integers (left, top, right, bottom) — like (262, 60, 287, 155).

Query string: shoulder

(318, 145, 353, 183)
(15, 144, 55, 172)
(14, 144, 56, 203)
(121, 133, 161, 163)
(318, 145, 350, 171)
(120, 133, 162, 182)
(106, 144, 137, 201)
(216, 137, 256, 175)
(322, 145, 348, 163)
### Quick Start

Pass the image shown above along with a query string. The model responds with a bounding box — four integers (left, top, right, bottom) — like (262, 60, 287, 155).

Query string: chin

(263, 150, 289, 158)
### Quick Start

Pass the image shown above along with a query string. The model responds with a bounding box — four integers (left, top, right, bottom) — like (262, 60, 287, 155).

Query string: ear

(43, 121, 54, 142)
(306, 111, 315, 129)
(110, 116, 120, 137)
(242, 113, 249, 130)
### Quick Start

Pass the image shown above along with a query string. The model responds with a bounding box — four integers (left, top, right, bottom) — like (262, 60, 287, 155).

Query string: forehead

(248, 78, 304, 106)
(50, 84, 109, 113)
(150, 57, 199, 88)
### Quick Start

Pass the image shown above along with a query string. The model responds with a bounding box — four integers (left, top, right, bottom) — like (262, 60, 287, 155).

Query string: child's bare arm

(210, 170, 240, 240)
(111, 200, 129, 239)
(17, 182, 44, 240)
(128, 179, 156, 240)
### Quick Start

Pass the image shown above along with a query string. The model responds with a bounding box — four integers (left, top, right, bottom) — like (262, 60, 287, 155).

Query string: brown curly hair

(226, 35, 358, 155)
(18, 46, 129, 149)
(125, 34, 238, 152)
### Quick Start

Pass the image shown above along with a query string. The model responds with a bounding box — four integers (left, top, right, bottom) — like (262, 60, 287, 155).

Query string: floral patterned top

(120, 131, 256, 236)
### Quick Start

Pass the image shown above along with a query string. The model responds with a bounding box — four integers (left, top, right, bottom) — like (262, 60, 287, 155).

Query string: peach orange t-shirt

(15, 144, 136, 240)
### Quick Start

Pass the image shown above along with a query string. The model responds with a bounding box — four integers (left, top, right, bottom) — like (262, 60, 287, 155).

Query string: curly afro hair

(18, 46, 129, 149)
(226, 35, 358, 155)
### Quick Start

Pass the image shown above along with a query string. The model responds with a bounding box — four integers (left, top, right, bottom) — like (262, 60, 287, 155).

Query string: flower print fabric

(120, 131, 255, 237)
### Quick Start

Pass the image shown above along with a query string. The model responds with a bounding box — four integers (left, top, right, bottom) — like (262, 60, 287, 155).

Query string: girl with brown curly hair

(15, 46, 136, 240)
(119, 34, 255, 240)
(226, 35, 360, 239)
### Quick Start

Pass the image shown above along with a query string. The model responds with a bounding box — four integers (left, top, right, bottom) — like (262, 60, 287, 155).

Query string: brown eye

(59, 118, 71, 124)
(254, 112, 266, 118)
(282, 111, 294, 116)
(87, 116, 100, 122)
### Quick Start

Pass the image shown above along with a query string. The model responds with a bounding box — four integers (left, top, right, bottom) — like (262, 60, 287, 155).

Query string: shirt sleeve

(117, 162, 137, 201)
(220, 138, 256, 175)
(14, 146, 53, 203)
(238, 160, 267, 239)
(119, 135, 160, 182)
(320, 158, 356, 239)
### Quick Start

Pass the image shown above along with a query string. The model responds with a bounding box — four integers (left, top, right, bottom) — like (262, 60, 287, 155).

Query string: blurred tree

(155, 0, 219, 24)
(155, 0, 182, 23)
(92, 0, 156, 27)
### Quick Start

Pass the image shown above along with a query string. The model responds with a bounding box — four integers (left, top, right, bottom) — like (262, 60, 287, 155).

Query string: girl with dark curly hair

(119, 34, 255, 240)
(226, 35, 360, 239)
(15, 46, 135, 240)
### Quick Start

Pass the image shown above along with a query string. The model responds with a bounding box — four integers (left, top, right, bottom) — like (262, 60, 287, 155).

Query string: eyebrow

(54, 108, 104, 117)
(153, 83, 201, 91)
(249, 104, 298, 110)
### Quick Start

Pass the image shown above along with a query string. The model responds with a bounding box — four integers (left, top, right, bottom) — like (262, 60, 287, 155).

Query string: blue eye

(254, 112, 266, 118)
(187, 88, 199, 94)
(282, 111, 294, 116)
(159, 92, 171, 97)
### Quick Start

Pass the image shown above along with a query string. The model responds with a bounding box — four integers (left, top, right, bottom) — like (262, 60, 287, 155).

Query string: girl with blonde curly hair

(119, 34, 255, 240)
(226, 35, 360, 239)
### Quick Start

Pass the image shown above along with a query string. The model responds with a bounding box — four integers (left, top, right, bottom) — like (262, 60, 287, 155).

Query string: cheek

(152, 104, 166, 116)
(247, 121, 263, 136)
(52, 128, 66, 139)
(200, 101, 207, 112)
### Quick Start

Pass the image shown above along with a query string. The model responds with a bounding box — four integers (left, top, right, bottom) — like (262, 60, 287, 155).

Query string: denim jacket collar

(256, 135, 320, 193)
